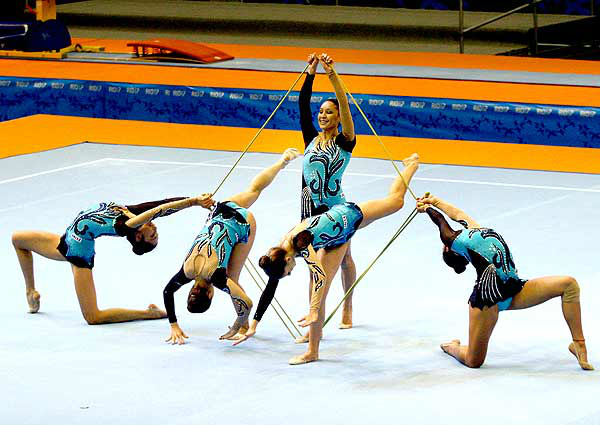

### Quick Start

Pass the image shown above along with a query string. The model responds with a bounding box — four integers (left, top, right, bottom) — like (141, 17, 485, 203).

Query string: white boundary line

(1, 156, 599, 194)
(105, 157, 600, 194)
(0, 159, 109, 186)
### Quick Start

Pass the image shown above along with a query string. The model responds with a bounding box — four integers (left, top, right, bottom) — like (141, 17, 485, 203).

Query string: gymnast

(163, 148, 300, 345)
(234, 154, 420, 365)
(299, 52, 357, 332)
(416, 193, 593, 370)
(12, 195, 213, 324)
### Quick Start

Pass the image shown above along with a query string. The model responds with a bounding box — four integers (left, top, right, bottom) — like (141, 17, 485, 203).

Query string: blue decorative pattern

(1, 77, 599, 148)
(307, 202, 363, 250)
(61, 202, 123, 267)
(303, 137, 351, 209)
(186, 201, 250, 270)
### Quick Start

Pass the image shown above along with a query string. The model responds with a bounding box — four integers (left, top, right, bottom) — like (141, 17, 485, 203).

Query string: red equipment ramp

(127, 38, 234, 63)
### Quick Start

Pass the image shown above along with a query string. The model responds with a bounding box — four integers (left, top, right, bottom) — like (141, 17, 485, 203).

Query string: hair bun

(258, 255, 271, 269)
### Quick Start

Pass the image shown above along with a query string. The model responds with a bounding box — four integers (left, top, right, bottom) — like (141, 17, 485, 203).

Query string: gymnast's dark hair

(259, 248, 287, 280)
(324, 97, 339, 110)
(187, 285, 212, 314)
(126, 232, 157, 256)
(442, 249, 468, 274)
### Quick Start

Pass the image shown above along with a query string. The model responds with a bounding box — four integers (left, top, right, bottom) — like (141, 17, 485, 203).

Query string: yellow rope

(243, 260, 302, 340)
(330, 65, 418, 201)
(323, 207, 419, 328)
(211, 64, 310, 197)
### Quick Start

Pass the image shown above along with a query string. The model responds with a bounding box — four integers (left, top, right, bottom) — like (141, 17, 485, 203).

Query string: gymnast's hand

(307, 52, 318, 75)
(416, 192, 437, 213)
(319, 53, 334, 74)
(192, 193, 215, 209)
(280, 148, 300, 166)
(298, 310, 318, 328)
(166, 322, 188, 345)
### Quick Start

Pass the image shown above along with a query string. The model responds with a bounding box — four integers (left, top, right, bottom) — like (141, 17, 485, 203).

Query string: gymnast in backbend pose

(163, 148, 300, 345)
(299, 52, 357, 333)
(416, 193, 593, 370)
(12, 195, 213, 324)
(234, 154, 420, 365)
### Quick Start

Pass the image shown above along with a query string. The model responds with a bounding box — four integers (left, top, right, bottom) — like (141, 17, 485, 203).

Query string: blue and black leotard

(57, 198, 184, 269)
(252, 202, 363, 322)
(426, 208, 526, 311)
(299, 73, 356, 220)
(304, 202, 363, 250)
(163, 201, 251, 323)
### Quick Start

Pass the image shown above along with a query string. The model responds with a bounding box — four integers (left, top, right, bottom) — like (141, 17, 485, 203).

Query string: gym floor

(2, 142, 599, 425)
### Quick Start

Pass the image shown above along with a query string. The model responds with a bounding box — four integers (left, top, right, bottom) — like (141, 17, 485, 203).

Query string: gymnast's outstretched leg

(441, 305, 499, 368)
(12, 231, 65, 313)
(289, 243, 348, 365)
(508, 276, 593, 370)
(340, 242, 356, 329)
(358, 153, 419, 228)
(221, 212, 257, 339)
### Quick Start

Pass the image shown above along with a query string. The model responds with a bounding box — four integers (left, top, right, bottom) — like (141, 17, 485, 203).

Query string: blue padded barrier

(1, 77, 598, 148)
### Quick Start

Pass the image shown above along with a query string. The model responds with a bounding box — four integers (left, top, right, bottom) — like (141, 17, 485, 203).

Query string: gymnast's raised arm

(417, 193, 480, 230)
(124, 194, 215, 229)
(319, 54, 355, 141)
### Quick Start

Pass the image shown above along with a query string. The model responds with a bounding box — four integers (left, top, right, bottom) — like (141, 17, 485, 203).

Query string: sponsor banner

(1, 77, 598, 148)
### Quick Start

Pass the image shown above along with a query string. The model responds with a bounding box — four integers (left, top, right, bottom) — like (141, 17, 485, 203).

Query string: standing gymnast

(163, 148, 300, 345)
(12, 195, 213, 324)
(234, 154, 419, 365)
(299, 52, 357, 332)
(416, 193, 593, 370)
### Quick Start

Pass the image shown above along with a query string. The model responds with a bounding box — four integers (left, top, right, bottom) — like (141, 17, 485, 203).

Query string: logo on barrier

(229, 93, 243, 100)
(34, 82, 47, 89)
(580, 110, 596, 118)
(473, 104, 488, 112)
(88, 85, 101, 92)
(269, 94, 283, 101)
(410, 101, 425, 109)
(210, 91, 225, 98)
(390, 100, 405, 107)
(69, 83, 84, 91)
(173, 90, 186, 97)
(515, 107, 530, 114)
(558, 109, 575, 116)
(250, 94, 263, 100)
(452, 104, 467, 111)
(288, 95, 298, 102)
(311, 96, 323, 103)
(16, 81, 30, 88)
(108, 86, 121, 93)
(126, 87, 139, 94)
(145, 88, 160, 95)
(431, 102, 445, 109)
(536, 108, 552, 115)
(191, 91, 205, 97)
(0, 80, 11, 87)
(494, 106, 509, 113)
(369, 99, 384, 106)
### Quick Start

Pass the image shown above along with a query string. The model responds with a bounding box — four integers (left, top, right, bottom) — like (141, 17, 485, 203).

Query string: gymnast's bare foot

(569, 340, 594, 371)
(289, 352, 318, 365)
(27, 289, 40, 313)
(440, 339, 461, 355)
(339, 307, 352, 329)
(147, 304, 167, 319)
(402, 153, 419, 167)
